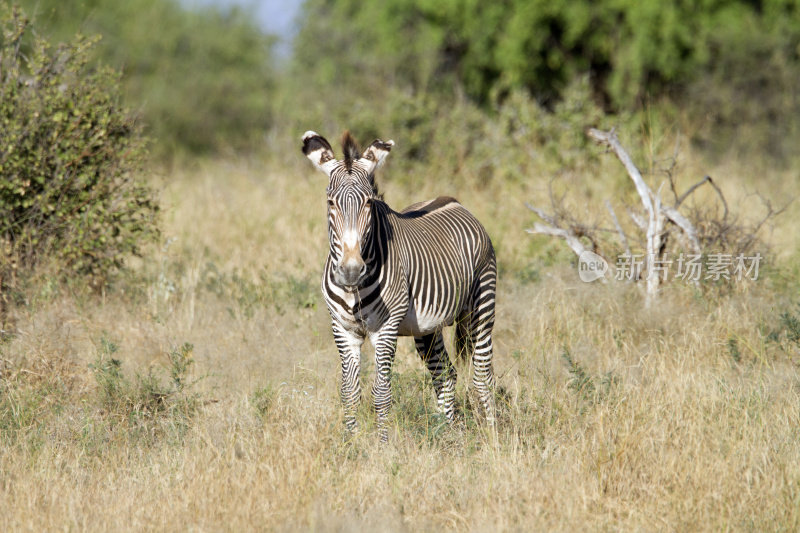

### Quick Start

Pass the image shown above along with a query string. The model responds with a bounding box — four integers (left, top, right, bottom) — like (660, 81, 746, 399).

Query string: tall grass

(1, 142, 799, 530)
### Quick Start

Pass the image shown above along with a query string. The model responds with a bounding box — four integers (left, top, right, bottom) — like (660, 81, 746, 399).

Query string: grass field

(2, 144, 800, 531)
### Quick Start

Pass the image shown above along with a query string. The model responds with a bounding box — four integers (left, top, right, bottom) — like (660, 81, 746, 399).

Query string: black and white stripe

(303, 130, 497, 441)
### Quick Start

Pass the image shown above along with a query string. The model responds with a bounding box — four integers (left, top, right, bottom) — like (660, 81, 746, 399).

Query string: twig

(706, 177, 729, 222)
(675, 175, 711, 208)
(524, 202, 557, 226)
(626, 208, 647, 231)
(665, 135, 682, 204)
(525, 223, 590, 259)
(605, 200, 631, 257)
(740, 194, 793, 251)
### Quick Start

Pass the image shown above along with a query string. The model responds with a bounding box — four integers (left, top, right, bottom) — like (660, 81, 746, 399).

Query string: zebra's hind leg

(414, 331, 457, 423)
(469, 264, 497, 428)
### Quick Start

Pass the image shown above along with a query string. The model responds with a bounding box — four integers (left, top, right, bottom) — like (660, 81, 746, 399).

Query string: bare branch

(589, 128, 672, 305)
(741, 194, 793, 251)
(526, 223, 589, 259)
(588, 128, 654, 217)
(627, 208, 647, 232)
(645, 194, 665, 306)
(662, 205, 701, 254)
(675, 175, 711, 208)
(605, 200, 631, 257)
(524, 202, 557, 226)
(665, 135, 682, 204)
(525, 200, 591, 259)
(706, 177, 729, 223)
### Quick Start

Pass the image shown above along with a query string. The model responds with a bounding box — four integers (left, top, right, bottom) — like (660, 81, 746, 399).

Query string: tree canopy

(294, 0, 800, 110)
(20, 0, 276, 155)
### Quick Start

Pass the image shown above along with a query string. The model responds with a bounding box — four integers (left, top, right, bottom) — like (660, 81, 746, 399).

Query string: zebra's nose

(339, 256, 366, 286)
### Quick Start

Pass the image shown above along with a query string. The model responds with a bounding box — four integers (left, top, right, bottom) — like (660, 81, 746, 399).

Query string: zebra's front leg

(371, 330, 399, 442)
(414, 332, 457, 423)
(332, 321, 364, 434)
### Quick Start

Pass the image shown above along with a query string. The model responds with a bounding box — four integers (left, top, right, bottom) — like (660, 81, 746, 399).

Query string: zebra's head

(302, 130, 394, 288)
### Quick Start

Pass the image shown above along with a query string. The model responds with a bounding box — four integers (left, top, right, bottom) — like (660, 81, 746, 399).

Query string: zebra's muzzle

(335, 256, 367, 288)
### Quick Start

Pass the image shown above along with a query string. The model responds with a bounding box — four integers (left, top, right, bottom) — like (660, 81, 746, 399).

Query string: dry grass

(2, 151, 800, 531)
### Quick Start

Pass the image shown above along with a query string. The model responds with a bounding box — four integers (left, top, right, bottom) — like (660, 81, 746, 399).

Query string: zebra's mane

(341, 130, 383, 200)
(341, 131, 360, 173)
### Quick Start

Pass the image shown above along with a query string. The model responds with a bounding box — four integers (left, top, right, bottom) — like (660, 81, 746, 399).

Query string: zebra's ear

(361, 139, 394, 174)
(302, 131, 338, 175)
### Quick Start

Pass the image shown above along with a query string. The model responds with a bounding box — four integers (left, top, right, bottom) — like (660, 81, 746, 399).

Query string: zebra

(302, 130, 497, 441)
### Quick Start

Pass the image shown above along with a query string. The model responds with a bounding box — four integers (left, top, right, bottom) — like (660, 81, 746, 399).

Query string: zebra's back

(387, 196, 495, 337)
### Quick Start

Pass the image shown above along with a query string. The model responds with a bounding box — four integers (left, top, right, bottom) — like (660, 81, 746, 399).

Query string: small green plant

(167, 342, 195, 393)
(779, 309, 800, 347)
(562, 346, 594, 400)
(250, 384, 276, 421)
(562, 345, 618, 408)
(727, 336, 742, 364)
(0, 5, 158, 295)
(89, 336, 126, 411)
(88, 335, 201, 442)
(766, 303, 800, 352)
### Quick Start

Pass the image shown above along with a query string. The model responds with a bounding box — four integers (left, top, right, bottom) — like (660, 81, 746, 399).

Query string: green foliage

(250, 384, 276, 421)
(290, 0, 800, 163)
(89, 335, 201, 441)
(19, 0, 276, 155)
(766, 303, 800, 351)
(562, 345, 618, 408)
(282, 61, 609, 191)
(295, 0, 800, 111)
(685, 4, 800, 159)
(727, 336, 742, 364)
(0, 5, 158, 289)
(167, 342, 195, 393)
(91, 336, 125, 408)
(200, 264, 317, 317)
(562, 346, 594, 401)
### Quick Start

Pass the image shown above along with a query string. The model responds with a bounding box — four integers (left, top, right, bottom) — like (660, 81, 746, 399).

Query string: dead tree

(527, 127, 782, 307)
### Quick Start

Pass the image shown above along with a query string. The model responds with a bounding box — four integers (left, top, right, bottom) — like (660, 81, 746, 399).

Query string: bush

(0, 5, 158, 299)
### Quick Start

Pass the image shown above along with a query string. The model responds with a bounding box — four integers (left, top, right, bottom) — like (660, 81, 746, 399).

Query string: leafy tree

(20, 0, 277, 155)
(293, 0, 800, 110)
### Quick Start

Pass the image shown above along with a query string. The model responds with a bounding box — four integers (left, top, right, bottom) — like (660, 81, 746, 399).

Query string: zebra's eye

(327, 198, 335, 208)
(364, 199, 372, 210)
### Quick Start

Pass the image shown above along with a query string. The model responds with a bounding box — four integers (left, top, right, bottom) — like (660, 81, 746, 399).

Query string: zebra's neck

(356, 202, 384, 289)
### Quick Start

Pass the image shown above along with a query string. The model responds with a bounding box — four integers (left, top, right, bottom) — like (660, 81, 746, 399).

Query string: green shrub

(0, 5, 158, 295)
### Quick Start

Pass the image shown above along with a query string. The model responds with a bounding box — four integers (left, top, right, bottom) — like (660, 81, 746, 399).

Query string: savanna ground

(2, 140, 800, 531)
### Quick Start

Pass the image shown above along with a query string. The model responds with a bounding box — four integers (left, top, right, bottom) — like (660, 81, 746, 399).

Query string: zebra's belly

(397, 304, 455, 337)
